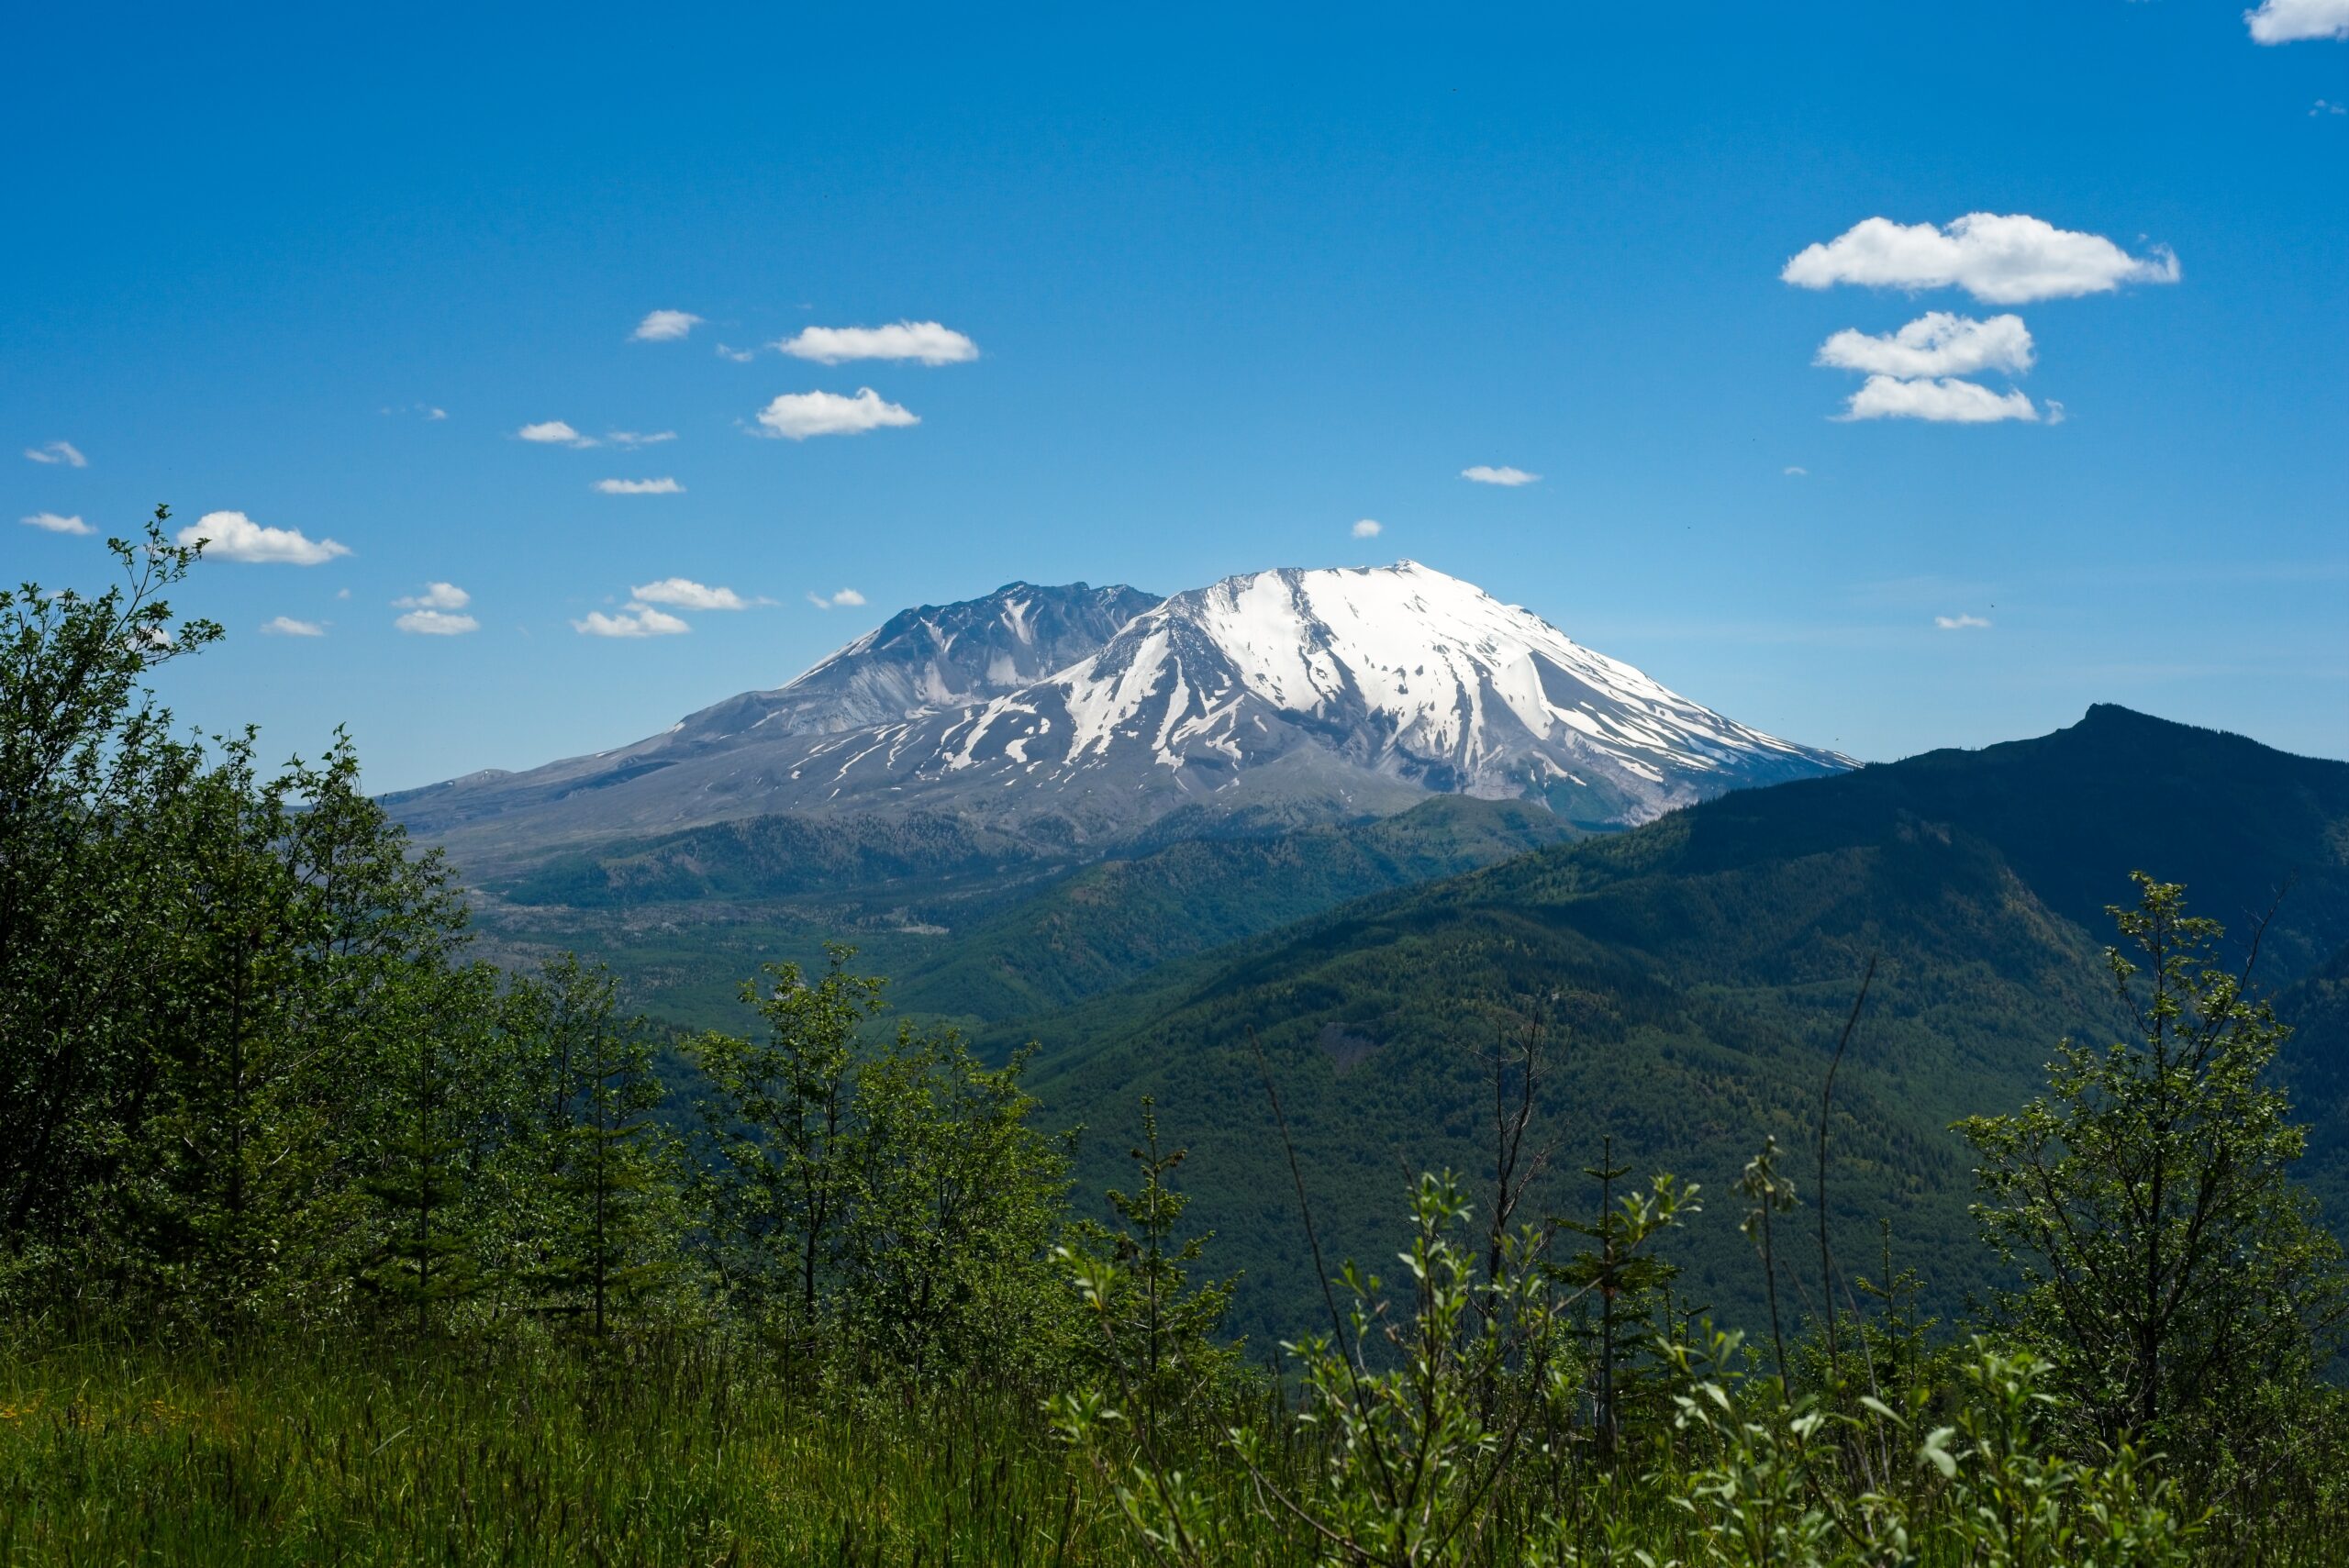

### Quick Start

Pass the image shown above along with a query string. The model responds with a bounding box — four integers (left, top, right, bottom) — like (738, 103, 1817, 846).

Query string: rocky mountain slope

(386, 562, 1849, 873)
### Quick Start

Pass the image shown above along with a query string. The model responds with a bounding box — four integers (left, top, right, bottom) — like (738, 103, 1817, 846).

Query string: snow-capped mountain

(387, 562, 1848, 869)
(908, 562, 1846, 825)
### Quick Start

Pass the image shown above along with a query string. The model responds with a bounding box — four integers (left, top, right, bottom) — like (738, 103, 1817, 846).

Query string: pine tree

(533, 959, 670, 1337)
(361, 1011, 483, 1336)
(1556, 1136, 1681, 1447)
(1063, 1096, 1235, 1439)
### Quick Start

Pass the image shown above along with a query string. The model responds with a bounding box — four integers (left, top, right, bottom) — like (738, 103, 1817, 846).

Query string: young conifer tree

(532, 957, 672, 1338)
(361, 973, 495, 1337)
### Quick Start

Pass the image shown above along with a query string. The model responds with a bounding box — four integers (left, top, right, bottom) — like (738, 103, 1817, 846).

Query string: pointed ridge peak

(2065, 703, 2335, 764)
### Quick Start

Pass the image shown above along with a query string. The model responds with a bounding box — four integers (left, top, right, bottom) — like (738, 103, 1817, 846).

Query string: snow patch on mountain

(931, 562, 1843, 820)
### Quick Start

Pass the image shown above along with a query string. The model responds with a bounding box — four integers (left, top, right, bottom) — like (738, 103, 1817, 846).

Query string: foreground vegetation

(5, 516, 2348, 1563)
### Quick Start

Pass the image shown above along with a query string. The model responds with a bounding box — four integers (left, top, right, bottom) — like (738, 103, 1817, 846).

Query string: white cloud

(595, 477, 685, 495)
(630, 309, 704, 342)
(426, 406, 448, 420)
(753, 388, 918, 439)
(1839, 376, 2040, 424)
(1935, 614, 1993, 630)
(1784, 466, 1808, 477)
(1783, 213, 2178, 304)
(518, 419, 597, 448)
(2314, 98, 2348, 115)
(394, 582, 470, 611)
(716, 343, 755, 362)
(20, 511, 92, 535)
(2250, 0, 2349, 40)
(574, 605, 690, 638)
(395, 609, 479, 636)
(1462, 465, 1540, 486)
(805, 588, 866, 609)
(1352, 518, 1384, 539)
(24, 439, 87, 467)
(180, 510, 351, 565)
(630, 577, 751, 611)
(777, 321, 978, 365)
(607, 429, 676, 447)
(260, 616, 326, 637)
(1815, 312, 2034, 379)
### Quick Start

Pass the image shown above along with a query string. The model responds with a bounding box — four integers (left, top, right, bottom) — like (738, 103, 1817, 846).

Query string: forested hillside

(465, 795, 1584, 1032)
(1004, 706, 2349, 1340)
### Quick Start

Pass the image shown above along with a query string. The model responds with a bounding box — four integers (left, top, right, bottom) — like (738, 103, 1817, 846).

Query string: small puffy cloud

(574, 605, 690, 638)
(595, 477, 685, 495)
(2249, 0, 2349, 40)
(1352, 518, 1384, 539)
(631, 577, 752, 611)
(426, 406, 448, 420)
(261, 616, 326, 637)
(1462, 465, 1539, 486)
(2314, 98, 2348, 115)
(607, 429, 676, 447)
(777, 321, 978, 365)
(1840, 376, 2039, 424)
(630, 309, 704, 342)
(391, 584, 473, 635)
(753, 388, 918, 439)
(1784, 466, 1808, 477)
(1783, 213, 2178, 304)
(20, 511, 93, 534)
(1815, 312, 2034, 379)
(805, 588, 866, 609)
(180, 510, 351, 565)
(1935, 614, 1992, 630)
(24, 439, 87, 467)
(715, 343, 755, 362)
(395, 582, 470, 611)
(396, 609, 479, 636)
(518, 419, 597, 448)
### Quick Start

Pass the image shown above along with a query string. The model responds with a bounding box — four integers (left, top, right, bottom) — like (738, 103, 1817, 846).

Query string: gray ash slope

(383, 581, 1156, 860)
(386, 562, 1851, 875)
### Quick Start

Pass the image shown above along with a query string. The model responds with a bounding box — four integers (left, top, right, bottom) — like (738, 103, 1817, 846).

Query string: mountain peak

(924, 558, 1849, 827)
(387, 561, 1848, 857)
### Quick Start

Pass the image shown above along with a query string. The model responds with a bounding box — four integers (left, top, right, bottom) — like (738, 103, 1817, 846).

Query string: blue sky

(7, 2, 2343, 790)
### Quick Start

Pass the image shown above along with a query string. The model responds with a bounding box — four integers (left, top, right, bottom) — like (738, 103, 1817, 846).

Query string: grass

(6, 1329, 2343, 1565)
(0, 1333, 1130, 1566)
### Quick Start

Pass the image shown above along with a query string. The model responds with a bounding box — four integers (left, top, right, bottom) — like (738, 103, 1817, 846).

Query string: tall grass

(0, 1331, 1131, 1566)
(5, 1328, 2343, 1565)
